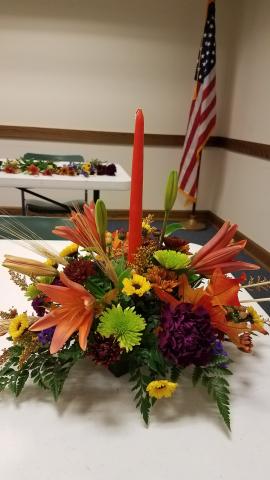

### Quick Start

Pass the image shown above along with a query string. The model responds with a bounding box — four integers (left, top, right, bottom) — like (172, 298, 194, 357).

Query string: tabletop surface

(0, 240, 269, 480)
(0, 163, 131, 190)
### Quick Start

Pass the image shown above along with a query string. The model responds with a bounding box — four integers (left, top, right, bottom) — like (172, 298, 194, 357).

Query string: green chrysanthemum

(153, 250, 190, 270)
(25, 283, 41, 300)
(97, 304, 146, 352)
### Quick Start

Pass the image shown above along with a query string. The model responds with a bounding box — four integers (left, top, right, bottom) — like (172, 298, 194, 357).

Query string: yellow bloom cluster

(9, 313, 29, 340)
(247, 306, 265, 329)
(82, 162, 91, 173)
(59, 243, 79, 257)
(146, 380, 178, 399)
(122, 274, 151, 297)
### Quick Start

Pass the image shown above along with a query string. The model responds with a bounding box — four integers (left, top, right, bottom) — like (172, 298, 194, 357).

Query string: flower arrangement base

(108, 356, 130, 378)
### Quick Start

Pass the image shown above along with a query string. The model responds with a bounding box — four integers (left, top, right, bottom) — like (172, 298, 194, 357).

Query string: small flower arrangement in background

(0, 170, 269, 430)
(0, 158, 117, 177)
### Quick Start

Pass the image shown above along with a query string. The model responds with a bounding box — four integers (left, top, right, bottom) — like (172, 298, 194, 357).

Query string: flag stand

(180, 153, 207, 231)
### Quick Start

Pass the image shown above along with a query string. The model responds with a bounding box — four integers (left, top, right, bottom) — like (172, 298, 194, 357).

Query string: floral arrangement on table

(0, 110, 269, 430)
(0, 158, 117, 177)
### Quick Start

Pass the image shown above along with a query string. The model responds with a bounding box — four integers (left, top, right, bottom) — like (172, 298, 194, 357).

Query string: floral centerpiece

(0, 170, 268, 430)
(0, 157, 117, 176)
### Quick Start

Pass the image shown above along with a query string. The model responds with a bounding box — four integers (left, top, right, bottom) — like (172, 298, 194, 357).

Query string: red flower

(27, 164, 40, 175)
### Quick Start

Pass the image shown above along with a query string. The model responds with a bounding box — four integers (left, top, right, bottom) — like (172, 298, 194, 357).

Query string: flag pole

(181, 151, 207, 230)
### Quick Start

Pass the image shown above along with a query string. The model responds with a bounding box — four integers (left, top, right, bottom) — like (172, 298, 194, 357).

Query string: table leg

(84, 190, 88, 203)
(93, 190, 100, 203)
(21, 189, 26, 216)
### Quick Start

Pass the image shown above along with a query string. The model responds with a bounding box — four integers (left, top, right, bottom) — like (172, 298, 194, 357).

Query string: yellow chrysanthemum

(82, 162, 91, 173)
(59, 243, 79, 257)
(122, 274, 151, 297)
(247, 306, 265, 329)
(142, 220, 152, 233)
(9, 313, 29, 340)
(146, 380, 178, 399)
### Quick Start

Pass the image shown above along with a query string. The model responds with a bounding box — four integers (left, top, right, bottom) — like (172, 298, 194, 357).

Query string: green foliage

(164, 223, 183, 237)
(129, 369, 153, 425)
(170, 365, 182, 382)
(111, 257, 132, 289)
(192, 355, 233, 430)
(0, 340, 85, 400)
(85, 274, 112, 298)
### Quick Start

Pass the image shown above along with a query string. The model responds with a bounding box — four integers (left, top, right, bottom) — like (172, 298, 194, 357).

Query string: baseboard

(1, 206, 269, 270)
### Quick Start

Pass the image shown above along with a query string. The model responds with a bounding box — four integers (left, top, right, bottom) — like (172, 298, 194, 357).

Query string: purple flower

(211, 340, 229, 367)
(106, 164, 117, 176)
(38, 327, 56, 346)
(158, 303, 216, 367)
(32, 296, 46, 317)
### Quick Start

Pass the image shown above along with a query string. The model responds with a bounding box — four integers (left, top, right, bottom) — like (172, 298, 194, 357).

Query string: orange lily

(52, 202, 100, 248)
(29, 272, 95, 354)
(190, 221, 260, 275)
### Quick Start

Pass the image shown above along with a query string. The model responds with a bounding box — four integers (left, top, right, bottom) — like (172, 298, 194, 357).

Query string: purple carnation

(32, 296, 46, 317)
(38, 327, 55, 346)
(158, 303, 216, 367)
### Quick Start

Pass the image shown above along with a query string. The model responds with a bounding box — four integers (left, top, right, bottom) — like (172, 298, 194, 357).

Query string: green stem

(159, 210, 169, 248)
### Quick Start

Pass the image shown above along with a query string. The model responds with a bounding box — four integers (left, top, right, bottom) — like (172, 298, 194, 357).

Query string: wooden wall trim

(213, 137, 270, 160)
(0, 125, 269, 160)
(0, 125, 184, 147)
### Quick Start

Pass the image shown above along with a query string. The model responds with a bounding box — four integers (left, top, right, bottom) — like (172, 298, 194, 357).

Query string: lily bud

(95, 200, 107, 250)
(164, 170, 178, 212)
(2, 255, 58, 277)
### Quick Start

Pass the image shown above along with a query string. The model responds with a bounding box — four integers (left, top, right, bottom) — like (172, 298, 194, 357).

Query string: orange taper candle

(128, 109, 144, 262)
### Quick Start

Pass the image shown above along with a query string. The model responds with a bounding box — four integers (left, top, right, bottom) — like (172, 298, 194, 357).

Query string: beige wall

(210, 0, 270, 251)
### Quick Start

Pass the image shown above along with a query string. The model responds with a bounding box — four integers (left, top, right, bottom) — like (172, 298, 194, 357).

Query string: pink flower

(52, 201, 100, 248)
(191, 221, 260, 275)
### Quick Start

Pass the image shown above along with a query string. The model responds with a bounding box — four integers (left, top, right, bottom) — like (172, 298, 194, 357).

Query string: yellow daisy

(247, 306, 265, 329)
(122, 274, 151, 297)
(59, 243, 79, 257)
(146, 380, 178, 399)
(9, 313, 29, 341)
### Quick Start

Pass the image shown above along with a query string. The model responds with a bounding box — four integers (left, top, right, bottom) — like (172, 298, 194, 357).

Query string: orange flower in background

(190, 221, 260, 275)
(52, 202, 100, 248)
(29, 272, 95, 354)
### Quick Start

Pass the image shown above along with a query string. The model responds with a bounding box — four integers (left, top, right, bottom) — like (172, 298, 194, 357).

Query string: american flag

(178, 0, 216, 202)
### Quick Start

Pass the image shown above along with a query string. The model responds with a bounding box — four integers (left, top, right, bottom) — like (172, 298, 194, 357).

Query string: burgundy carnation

(158, 303, 216, 367)
(63, 258, 95, 284)
(163, 236, 189, 252)
(105, 163, 117, 176)
(88, 334, 123, 367)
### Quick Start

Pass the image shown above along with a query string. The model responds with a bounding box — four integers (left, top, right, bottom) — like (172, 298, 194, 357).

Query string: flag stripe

(180, 70, 215, 175)
(179, 0, 216, 202)
(181, 109, 216, 190)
